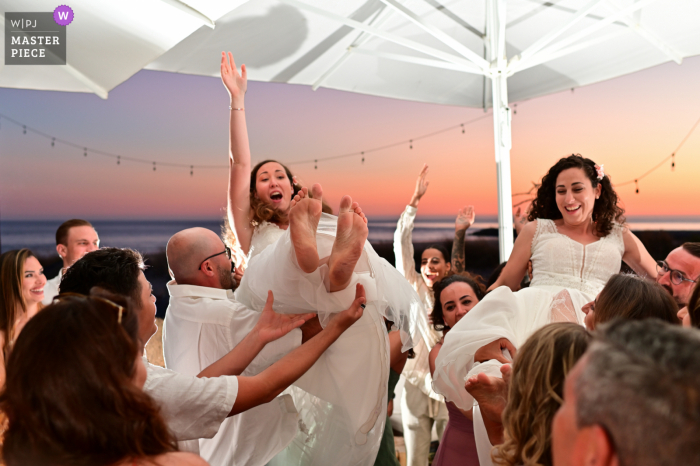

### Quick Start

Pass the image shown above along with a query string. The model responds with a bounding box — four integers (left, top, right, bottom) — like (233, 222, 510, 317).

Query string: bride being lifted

(432, 154, 658, 413)
(220, 52, 422, 466)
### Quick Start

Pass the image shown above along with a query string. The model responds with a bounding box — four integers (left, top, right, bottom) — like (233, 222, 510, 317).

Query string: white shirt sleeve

(393, 205, 421, 287)
(42, 272, 62, 305)
(143, 360, 238, 441)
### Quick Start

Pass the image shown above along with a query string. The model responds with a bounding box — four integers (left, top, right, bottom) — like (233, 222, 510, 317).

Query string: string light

(361, 151, 365, 164)
(117, 155, 120, 165)
(671, 153, 675, 171)
(51, 137, 55, 147)
(461, 124, 465, 134)
(153, 162, 156, 172)
(84, 147, 87, 157)
(635, 179, 639, 194)
(409, 139, 413, 149)
(23, 125, 26, 134)
(314, 159, 318, 169)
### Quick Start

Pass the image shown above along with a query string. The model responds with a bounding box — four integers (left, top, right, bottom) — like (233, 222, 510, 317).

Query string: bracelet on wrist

(229, 106, 244, 111)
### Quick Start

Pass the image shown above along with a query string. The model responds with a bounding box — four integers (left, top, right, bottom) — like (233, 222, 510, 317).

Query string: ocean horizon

(3, 215, 700, 258)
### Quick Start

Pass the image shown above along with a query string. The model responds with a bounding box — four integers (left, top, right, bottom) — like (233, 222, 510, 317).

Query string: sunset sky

(1, 54, 699, 220)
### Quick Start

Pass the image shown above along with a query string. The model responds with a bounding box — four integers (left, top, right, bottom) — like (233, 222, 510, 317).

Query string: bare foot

(289, 184, 323, 273)
(328, 195, 368, 292)
(466, 372, 507, 444)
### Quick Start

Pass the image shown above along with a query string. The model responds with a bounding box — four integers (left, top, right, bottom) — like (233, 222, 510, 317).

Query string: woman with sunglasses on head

(433, 154, 658, 416)
(0, 291, 207, 466)
(220, 52, 423, 465)
(0, 249, 47, 388)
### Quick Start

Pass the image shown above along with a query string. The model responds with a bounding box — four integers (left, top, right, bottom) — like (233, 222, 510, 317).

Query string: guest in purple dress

(428, 273, 486, 465)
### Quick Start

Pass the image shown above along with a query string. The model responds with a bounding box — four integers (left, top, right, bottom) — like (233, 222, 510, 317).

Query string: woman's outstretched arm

(222, 51, 254, 255)
(452, 205, 475, 273)
(393, 164, 429, 287)
(621, 227, 657, 279)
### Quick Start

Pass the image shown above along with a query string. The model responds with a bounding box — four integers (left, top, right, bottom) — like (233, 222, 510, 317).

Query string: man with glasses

(164, 227, 331, 465)
(656, 243, 700, 311)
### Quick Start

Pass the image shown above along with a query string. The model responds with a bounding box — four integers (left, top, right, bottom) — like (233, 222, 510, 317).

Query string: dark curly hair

(0, 290, 177, 465)
(249, 159, 303, 226)
(431, 272, 486, 331)
(527, 154, 625, 237)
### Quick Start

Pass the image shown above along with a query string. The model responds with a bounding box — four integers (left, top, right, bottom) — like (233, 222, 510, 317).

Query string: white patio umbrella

(3, 1, 699, 259)
(146, 0, 700, 260)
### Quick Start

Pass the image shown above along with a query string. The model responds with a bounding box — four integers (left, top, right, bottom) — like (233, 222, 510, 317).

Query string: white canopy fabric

(3, 0, 699, 258)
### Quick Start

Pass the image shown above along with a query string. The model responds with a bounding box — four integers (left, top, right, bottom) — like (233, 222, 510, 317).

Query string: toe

(339, 195, 353, 213)
(311, 183, 323, 199)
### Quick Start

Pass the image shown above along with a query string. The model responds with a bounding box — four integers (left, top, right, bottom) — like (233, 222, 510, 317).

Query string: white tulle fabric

(432, 219, 625, 411)
(235, 215, 423, 465)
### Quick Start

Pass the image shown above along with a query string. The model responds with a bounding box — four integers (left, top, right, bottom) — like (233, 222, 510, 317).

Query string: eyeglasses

(198, 246, 232, 271)
(656, 260, 698, 285)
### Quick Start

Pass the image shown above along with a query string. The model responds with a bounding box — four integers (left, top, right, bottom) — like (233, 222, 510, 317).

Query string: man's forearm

(197, 330, 265, 378)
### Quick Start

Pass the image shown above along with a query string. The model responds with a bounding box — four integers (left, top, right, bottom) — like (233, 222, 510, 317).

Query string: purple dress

(432, 401, 479, 465)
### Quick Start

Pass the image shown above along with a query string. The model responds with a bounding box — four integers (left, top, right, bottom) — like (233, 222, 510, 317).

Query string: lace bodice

(529, 219, 624, 296)
(248, 221, 285, 261)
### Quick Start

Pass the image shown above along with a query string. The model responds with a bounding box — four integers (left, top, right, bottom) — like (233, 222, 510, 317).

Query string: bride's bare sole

(329, 195, 368, 292)
(465, 372, 507, 424)
(289, 184, 323, 273)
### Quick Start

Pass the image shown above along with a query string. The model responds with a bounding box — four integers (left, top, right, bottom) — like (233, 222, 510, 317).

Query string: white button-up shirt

(42, 268, 63, 305)
(163, 281, 301, 466)
(143, 356, 238, 442)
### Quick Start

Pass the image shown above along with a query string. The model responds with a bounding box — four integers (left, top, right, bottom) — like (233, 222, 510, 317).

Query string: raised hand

(513, 206, 529, 235)
(455, 205, 475, 232)
(331, 284, 367, 331)
(254, 291, 315, 345)
(220, 51, 247, 106)
(474, 338, 517, 364)
(409, 164, 429, 208)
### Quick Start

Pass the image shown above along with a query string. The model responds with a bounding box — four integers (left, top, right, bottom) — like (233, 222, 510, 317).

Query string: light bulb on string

(461, 124, 465, 134)
(635, 179, 639, 194)
(84, 148, 87, 157)
(361, 151, 364, 164)
(117, 155, 120, 165)
(671, 153, 675, 171)
(513, 104, 517, 115)
(190, 165, 194, 176)
(409, 140, 413, 149)
(153, 162, 156, 172)
(23, 125, 26, 134)
(51, 137, 55, 147)
(314, 159, 318, 170)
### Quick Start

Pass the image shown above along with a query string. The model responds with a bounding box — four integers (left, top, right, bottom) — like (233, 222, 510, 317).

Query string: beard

(218, 264, 237, 291)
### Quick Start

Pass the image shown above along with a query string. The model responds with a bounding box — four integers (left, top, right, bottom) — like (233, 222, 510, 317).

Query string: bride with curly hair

(433, 154, 658, 415)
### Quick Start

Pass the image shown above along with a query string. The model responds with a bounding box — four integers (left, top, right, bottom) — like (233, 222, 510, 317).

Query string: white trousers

(400, 381, 448, 466)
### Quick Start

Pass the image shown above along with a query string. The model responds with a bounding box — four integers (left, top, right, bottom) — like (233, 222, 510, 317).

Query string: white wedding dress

(432, 218, 625, 411)
(235, 214, 423, 466)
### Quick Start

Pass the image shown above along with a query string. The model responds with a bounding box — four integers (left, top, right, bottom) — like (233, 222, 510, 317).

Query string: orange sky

(0, 55, 699, 220)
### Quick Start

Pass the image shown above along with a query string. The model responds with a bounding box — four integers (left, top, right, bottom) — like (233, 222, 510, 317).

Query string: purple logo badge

(53, 5, 74, 26)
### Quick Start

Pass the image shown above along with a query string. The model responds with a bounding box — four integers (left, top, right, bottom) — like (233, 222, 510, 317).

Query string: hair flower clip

(595, 164, 605, 180)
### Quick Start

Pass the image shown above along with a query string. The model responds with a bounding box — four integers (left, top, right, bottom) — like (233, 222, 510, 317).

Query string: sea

(3, 216, 700, 258)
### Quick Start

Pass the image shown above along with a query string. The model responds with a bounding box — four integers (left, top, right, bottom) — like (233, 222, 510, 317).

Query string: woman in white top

(220, 52, 422, 465)
(433, 154, 658, 412)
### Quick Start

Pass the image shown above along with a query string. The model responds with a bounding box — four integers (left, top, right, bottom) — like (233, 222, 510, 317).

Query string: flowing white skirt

(432, 285, 590, 411)
(235, 213, 423, 465)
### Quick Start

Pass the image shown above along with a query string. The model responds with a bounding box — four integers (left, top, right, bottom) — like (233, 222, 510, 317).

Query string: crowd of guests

(0, 52, 698, 466)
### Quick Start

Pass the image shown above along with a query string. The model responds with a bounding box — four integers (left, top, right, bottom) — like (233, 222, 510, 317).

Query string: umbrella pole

(488, 0, 514, 262)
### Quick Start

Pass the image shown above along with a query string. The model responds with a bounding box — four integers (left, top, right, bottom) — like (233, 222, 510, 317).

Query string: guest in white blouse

(42, 219, 100, 305)
(59, 247, 366, 454)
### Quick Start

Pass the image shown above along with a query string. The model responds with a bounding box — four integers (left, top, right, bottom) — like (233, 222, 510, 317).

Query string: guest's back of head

(573, 319, 700, 466)
(59, 247, 144, 302)
(495, 323, 591, 466)
(588, 273, 679, 329)
(0, 291, 177, 466)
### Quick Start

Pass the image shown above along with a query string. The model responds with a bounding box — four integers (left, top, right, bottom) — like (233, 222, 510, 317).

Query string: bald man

(164, 227, 333, 466)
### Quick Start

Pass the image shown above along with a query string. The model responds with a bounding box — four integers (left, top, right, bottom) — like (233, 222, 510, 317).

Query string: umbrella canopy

(3, 0, 699, 258)
(0, 0, 228, 98)
(146, 0, 700, 260)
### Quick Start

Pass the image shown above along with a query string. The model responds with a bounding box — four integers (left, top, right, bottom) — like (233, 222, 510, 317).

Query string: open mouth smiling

(270, 191, 283, 201)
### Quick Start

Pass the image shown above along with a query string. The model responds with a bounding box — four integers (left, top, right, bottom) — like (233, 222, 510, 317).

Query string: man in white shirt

(59, 246, 366, 455)
(42, 219, 100, 304)
(165, 227, 334, 465)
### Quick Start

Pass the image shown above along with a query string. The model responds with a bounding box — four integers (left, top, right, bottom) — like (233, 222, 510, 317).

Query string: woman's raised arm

(621, 227, 657, 279)
(222, 51, 254, 255)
